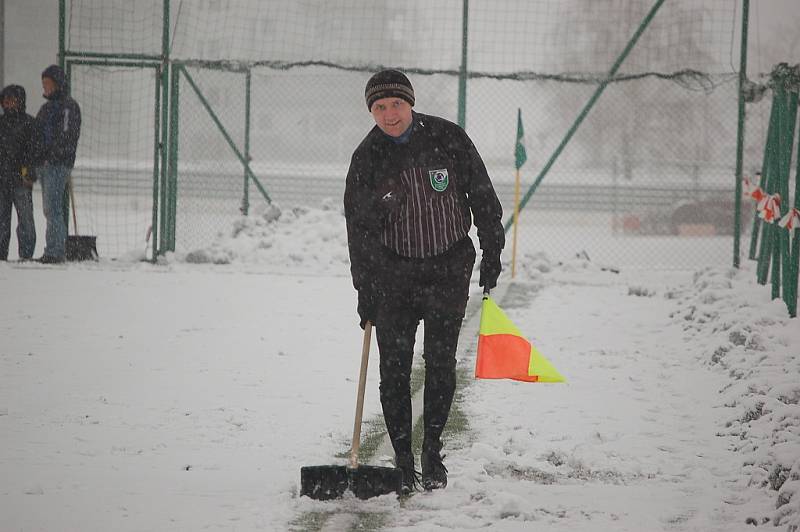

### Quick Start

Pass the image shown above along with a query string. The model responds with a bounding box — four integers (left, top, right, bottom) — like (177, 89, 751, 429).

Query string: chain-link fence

(62, 0, 778, 269)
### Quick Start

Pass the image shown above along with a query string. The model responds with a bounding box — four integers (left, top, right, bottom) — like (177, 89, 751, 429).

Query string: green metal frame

(752, 64, 800, 317)
(159, 0, 172, 253)
(789, 111, 800, 317)
(733, 0, 749, 268)
(165, 63, 180, 252)
(152, 66, 162, 261)
(749, 101, 776, 260)
(176, 64, 271, 204)
(457, 0, 469, 128)
(65, 59, 163, 261)
(59, 0, 270, 258)
(502, 0, 667, 232)
(243, 69, 252, 215)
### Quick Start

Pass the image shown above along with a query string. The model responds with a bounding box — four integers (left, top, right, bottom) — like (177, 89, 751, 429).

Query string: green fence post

(778, 86, 797, 304)
(58, 0, 65, 70)
(62, 60, 73, 234)
(151, 67, 161, 262)
(504, 0, 667, 232)
(457, 0, 469, 129)
(167, 63, 180, 251)
(733, 0, 749, 268)
(780, 67, 800, 316)
(789, 91, 800, 317)
(158, 0, 171, 254)
(756, 83, 782, 285)
(243, 68, 252, 216)
(769, 76, 787, 296)
(750, 97, 778, 260)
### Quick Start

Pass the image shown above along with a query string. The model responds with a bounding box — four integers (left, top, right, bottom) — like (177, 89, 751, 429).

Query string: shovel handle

(67, 175, 78, 235)
(350, 321, 372, 469)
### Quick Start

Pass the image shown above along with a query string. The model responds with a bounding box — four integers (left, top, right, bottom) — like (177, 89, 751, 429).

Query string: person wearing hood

(344, 70, 504, 494)
(34, 65, 81, 264)
(0, 84, 41, 261)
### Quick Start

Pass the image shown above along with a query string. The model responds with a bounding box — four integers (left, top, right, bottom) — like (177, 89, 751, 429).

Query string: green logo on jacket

(429, 169, 449, 192)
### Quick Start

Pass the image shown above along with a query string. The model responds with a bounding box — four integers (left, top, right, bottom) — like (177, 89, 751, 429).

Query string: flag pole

(512, 108, 527, 279)
(511, 167, 521, 278)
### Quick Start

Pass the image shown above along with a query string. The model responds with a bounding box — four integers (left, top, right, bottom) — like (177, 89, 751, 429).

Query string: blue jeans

(38, 164, 69, 259)
(0, 184, 36, 260)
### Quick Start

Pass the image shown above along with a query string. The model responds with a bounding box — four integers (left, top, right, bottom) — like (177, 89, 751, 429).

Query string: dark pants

(374, 238, 475, 459)
(38, 164, 69, 259)
(0, 184, 36, 260)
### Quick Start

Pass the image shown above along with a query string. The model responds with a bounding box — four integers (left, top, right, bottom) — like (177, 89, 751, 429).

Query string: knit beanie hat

(365, 69, 415, 110)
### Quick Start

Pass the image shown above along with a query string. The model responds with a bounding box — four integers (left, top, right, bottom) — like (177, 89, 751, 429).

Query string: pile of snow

(667, 266, 800, 530)
(178, 200, 351, 274)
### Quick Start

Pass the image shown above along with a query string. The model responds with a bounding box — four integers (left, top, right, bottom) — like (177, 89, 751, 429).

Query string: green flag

(515, 108, 527, 170)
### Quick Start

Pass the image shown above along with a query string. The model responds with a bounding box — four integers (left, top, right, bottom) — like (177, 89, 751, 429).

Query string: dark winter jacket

(344, 111, 504, 291)
(36, 65, 81, 168)
(0, 85, 41, 189)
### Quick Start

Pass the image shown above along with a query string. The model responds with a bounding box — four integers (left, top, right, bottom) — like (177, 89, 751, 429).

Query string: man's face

(42, 77, 58, 97)
(1, 96, 17, 112)
(370, 97, 413, 137)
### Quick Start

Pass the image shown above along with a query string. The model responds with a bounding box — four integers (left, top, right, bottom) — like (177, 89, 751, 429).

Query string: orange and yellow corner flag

(476, 296, 565, 383)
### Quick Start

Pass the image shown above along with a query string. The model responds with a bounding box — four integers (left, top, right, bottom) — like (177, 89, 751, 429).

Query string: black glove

(357, 283, 377, 329)
(479, 249, 501, 289)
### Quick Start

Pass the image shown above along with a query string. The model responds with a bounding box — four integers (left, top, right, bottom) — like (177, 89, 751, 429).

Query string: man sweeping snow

(344, 69, 505, 494)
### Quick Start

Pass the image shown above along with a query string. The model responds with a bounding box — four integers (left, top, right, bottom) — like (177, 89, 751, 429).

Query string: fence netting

(64, 0, 784, 270)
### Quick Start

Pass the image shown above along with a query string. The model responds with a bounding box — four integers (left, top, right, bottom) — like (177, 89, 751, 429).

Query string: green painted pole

(59, 0, 70, 234)
(151, 68, 161, 262)
(58, 0, 65, 69)
(504, 0, 667, 232)
(168, 64, 180, 251)
(789, 93, 800, 317)
(63, 51, 162, 62)
(750, 99, 778, 260)
(757, 74, 788, 286)
(457, 0, 468, 129)
(733, 0, 749, 268)
(62, 60, 73, 232)
(770, 80, 788, 297)
(778, 88, 797, 303)
(181, 68, 271, 204)
(756, 94, 778, 284)
(68, 59, 161, 69)
(243, 69, 252, 216)
(158, 0, 170, 253)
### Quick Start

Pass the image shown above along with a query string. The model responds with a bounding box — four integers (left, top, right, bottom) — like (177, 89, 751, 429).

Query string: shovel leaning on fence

(65, 175, 98, 261)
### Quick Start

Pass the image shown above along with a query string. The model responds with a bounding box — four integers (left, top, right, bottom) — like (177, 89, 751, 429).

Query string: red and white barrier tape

(778, 207, 800, 232)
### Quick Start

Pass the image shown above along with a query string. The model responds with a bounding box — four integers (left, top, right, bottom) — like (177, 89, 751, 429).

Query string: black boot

(421, 449, 448, 490)
(395, 453, 420, 495)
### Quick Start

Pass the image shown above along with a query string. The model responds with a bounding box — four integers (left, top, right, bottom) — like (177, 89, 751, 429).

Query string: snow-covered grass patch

(669, 266, 800, 530)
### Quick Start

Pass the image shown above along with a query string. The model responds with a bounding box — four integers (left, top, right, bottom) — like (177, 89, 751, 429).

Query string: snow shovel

(300, 322, 403, 500)
(65, 175, 98, 261)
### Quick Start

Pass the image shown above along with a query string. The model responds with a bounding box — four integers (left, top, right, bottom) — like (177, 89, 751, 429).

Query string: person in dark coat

(344, 69, 504, 494)
(35, 65, 81, 263)
(0, 84, 40, 260)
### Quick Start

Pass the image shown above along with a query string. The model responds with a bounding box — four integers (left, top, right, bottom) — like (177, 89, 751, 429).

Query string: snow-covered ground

(1, 204, 798, 532)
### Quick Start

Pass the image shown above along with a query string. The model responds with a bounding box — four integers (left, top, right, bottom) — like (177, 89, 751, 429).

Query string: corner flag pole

(511, 108, 527, 278)
(512, 167, 521, 278)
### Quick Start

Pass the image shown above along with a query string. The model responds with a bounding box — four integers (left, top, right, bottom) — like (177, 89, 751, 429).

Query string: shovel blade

(66, 235, 98, 261)
(300, 465, 402, 500)
(300, 465, 349, 500)
(349, 465, 403, 499)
